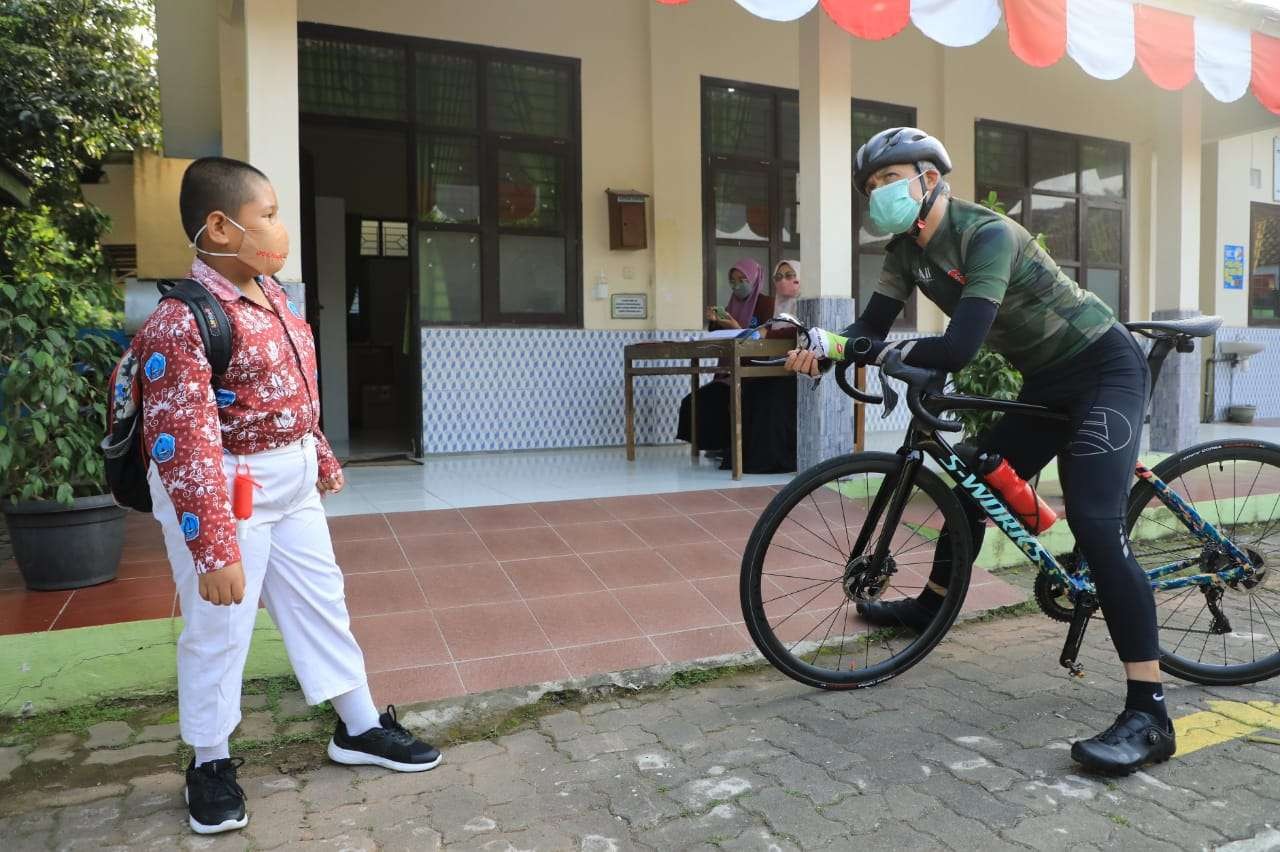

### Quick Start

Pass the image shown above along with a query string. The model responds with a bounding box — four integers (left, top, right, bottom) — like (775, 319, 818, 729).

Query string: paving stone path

(2, 615, 1280, 850)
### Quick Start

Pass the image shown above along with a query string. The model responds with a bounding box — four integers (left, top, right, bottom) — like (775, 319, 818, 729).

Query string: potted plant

(1, 208, 129, 589)
(0, 0, 159, 589)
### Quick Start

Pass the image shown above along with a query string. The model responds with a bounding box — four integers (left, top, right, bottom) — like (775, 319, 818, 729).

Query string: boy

(135, 157, 441, 835)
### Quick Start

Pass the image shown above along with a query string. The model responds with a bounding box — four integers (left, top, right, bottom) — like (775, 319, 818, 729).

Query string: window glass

(497, 150, 563, 230)
(299, 38, 406, 120)
(419, 232, 481, 323)
(1081, 141, 1126, 197)
(1031, 195, 1078, 261)
(418, 137, 480, 225)
(1086, 207, 1122, 265)
(487, 61, 571, 138)
(714, 170, 770, 241)
(499, 235, 566, 314)
(778, 98, 799, 163)
(705, 86, 772, 160)
(1031, 133, 1076, 193)
(417, 52, 476, 129)
(1087, 268, 1121, 315)
(976, 125, 1025, 187)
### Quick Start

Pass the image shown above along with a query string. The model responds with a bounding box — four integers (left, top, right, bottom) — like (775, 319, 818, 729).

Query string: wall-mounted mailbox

(606, 189, 648, 250)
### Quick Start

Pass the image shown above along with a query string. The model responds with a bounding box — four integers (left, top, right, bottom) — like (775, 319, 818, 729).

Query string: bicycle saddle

(1124, 315, 1222, 339)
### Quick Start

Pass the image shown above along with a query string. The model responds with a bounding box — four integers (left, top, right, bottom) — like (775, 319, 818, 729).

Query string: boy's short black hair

(179, 156, 271, 242)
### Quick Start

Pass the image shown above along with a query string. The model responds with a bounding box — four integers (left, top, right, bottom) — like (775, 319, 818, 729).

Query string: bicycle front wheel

(1125, 439, 1280, 685)
(741, 452, 974, 689)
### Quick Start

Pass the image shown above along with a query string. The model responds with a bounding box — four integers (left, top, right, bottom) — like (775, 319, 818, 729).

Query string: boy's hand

(318, 471, 345, 495)
(199, 561, 246, 606)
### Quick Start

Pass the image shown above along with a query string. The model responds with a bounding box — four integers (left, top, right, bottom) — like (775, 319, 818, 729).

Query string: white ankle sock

(194, 742, 230, 767)
(331, 684, 380, 737)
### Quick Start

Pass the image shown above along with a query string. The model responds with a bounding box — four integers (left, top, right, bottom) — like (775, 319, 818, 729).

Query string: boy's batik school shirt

(135, 258, 341, 574)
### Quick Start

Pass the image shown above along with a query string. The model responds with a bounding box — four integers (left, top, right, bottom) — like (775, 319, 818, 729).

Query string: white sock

(194, 742, 230, 767)
(331, 684, 380, 737)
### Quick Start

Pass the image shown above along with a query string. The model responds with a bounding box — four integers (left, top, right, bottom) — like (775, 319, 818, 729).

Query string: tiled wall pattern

(1210, 326, 1280, 420)
(419, 328, 920, 455)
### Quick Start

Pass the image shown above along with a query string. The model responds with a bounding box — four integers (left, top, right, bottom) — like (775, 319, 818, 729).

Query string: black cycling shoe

(185, 757, 248, 835)
(1071, 709, 1176, 776)
(327, 705, 442, 772)
(855, 597, 938, 632)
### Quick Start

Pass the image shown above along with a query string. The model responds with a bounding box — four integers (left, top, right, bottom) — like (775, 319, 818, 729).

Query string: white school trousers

(149, 435, 368, 748)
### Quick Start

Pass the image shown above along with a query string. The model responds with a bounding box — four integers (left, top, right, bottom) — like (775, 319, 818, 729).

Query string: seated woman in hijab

(676, 259, 800, 474)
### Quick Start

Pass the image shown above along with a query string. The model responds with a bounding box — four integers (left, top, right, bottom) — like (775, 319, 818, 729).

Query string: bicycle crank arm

(1059, 594, 1098, 678)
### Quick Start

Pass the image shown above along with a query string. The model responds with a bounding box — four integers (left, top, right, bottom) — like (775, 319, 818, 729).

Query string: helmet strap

(909, 164, 946, 239)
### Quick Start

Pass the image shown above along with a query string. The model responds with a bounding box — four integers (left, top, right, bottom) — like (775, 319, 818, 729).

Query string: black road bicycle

(741, 314, 1280, 689)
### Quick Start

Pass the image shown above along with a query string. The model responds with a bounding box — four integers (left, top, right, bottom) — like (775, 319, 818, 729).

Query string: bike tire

(1124, 439, 1280, 686)
(741, 452, 974, 690)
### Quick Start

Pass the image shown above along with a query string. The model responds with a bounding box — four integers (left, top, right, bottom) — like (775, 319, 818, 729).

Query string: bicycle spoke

(1169, 601, 1208, 656)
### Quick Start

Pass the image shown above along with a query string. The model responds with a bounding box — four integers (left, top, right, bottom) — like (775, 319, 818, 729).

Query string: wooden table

(623, 337, 795, 480)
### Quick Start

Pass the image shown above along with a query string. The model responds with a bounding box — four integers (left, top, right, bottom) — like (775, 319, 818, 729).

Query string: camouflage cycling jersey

(875, 198, 1116, 376)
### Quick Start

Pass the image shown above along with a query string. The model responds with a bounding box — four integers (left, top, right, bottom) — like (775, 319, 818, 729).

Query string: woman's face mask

(193, 215, 290, 277)
(730, 275, 752, 300)
(868, 173, 925, 235)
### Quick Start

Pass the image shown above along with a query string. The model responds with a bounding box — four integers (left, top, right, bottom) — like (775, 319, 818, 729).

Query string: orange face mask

(193, 215, 290, 278)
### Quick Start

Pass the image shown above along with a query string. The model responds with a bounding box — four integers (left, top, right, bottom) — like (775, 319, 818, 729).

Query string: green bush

(0, 0, 158, 505)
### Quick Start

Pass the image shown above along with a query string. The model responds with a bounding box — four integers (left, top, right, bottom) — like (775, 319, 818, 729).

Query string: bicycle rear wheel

(740, 452, 973, 689)
(1124, 440, 1280, 685)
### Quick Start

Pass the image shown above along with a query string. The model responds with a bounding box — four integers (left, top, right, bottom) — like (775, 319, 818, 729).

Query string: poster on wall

(1224, 244, 1245, 290)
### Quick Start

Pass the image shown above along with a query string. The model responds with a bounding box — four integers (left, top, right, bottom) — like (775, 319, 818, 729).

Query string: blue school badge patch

(152, 433, 176, 463)
(144, 352, 166, 382)
(215, 388, 237, 408)
(287, 301, 302, 318)
(181, 512, 200, 541)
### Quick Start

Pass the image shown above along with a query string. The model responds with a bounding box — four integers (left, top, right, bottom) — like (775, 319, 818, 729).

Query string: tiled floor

(0, 489, 1026, 706)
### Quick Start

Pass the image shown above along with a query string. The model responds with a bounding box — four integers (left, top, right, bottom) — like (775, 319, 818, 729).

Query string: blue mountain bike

(741, 315, 1280, 689)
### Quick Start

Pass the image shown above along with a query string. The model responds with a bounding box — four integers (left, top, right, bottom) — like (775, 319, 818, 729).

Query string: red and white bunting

(656, 0, 1280, 114)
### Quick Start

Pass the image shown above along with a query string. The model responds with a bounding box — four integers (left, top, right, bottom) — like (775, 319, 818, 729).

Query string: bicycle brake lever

(880, 381, 900, 419)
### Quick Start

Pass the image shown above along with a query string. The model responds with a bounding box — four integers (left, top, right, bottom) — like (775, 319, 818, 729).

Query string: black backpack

(101, 279, 233, 513)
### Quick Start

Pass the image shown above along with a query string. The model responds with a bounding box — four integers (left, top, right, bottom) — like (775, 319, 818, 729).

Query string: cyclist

(785, 127, 1174, 774)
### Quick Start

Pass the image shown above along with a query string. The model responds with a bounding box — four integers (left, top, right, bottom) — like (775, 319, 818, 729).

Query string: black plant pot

(3, 494, 126, 590)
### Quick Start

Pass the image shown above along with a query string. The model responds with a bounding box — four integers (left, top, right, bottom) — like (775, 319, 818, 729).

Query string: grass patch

(1109, 813, 1130, 827)
(661, 664, 754, 691)
(437, 690, 589, 746)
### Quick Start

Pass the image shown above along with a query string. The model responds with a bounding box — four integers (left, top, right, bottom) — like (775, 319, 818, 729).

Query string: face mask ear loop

(190, 216, 244, 257)
(908, 166, 945, 239)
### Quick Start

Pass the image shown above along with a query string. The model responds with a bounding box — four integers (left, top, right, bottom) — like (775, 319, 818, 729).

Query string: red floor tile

(342, 570, 428, 617)
(532, 499, 614, 526)
(350, 610, 452, 672)
(690, 576, 745, 623)
(456, 651, 570, 693)
(413, 563, 517, 609)
(479, 527, 571, 562)
(656, 541, 742, 580)
(434, 601, 550, 660)
(333, 538, 410, 574)
(718, 487, 780, 509)
(0, 589, 72, 634)
(558, 638, 666, 677)
(625, 516, 714, 548)
(119, 544, 170, 564)
(69, 575, 176, 606)
(52, 593, 175, 631)
(612, 582, 727, 634)
(650, 625, 752, 663)
(367, 664, 465, 707)
(580, 550, 682, 589)
(387, 509, 470, 539)
(327, 514, 393, 542)
(553, 521, 646, 555)
(399, 532, 493, 568)
(461, 504, 547, 532)
(659, 490, 740, 515)
(525, 591, 642, 648)
(502, 555, 604, 599)
(599, 495, 678, 520)
(114, 559, 172, 581)
(689, 509, 760, 542)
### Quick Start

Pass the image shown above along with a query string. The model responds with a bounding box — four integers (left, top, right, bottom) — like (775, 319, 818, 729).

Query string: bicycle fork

(1059, 592, 1098, 677)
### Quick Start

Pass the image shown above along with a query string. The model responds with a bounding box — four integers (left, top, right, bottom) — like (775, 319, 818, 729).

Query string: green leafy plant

(0, 0, 158, 506)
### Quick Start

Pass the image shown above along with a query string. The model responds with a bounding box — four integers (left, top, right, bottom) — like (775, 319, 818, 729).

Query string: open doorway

(301, 123, 420, 462)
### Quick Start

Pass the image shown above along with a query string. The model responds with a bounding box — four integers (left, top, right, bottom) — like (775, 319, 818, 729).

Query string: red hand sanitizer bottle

(976, 452, 1058, 533)
(232, 463, 261, 521)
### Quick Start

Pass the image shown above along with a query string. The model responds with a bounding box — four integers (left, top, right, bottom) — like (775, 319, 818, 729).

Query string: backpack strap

(157, 279, 233, 376)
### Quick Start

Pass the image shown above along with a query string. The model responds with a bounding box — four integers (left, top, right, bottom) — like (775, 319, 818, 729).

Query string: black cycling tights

(926, 325, 1158, 662)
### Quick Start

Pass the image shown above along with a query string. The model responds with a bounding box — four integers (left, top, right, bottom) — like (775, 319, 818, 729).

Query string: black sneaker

(1071, 709, 1176, 776)
(327, 705, 442, 772)
(185, 757, 248, 835)
(856, 597, 938, 632)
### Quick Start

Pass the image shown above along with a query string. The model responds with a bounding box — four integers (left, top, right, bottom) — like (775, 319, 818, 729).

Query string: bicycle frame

(873, 412, 1258, 601)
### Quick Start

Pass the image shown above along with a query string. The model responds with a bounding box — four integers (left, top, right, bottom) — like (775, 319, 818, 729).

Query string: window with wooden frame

(975, 120, 1129, 319)
(299, 28, 582, 326)
(1249, 202, 1280, 327)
